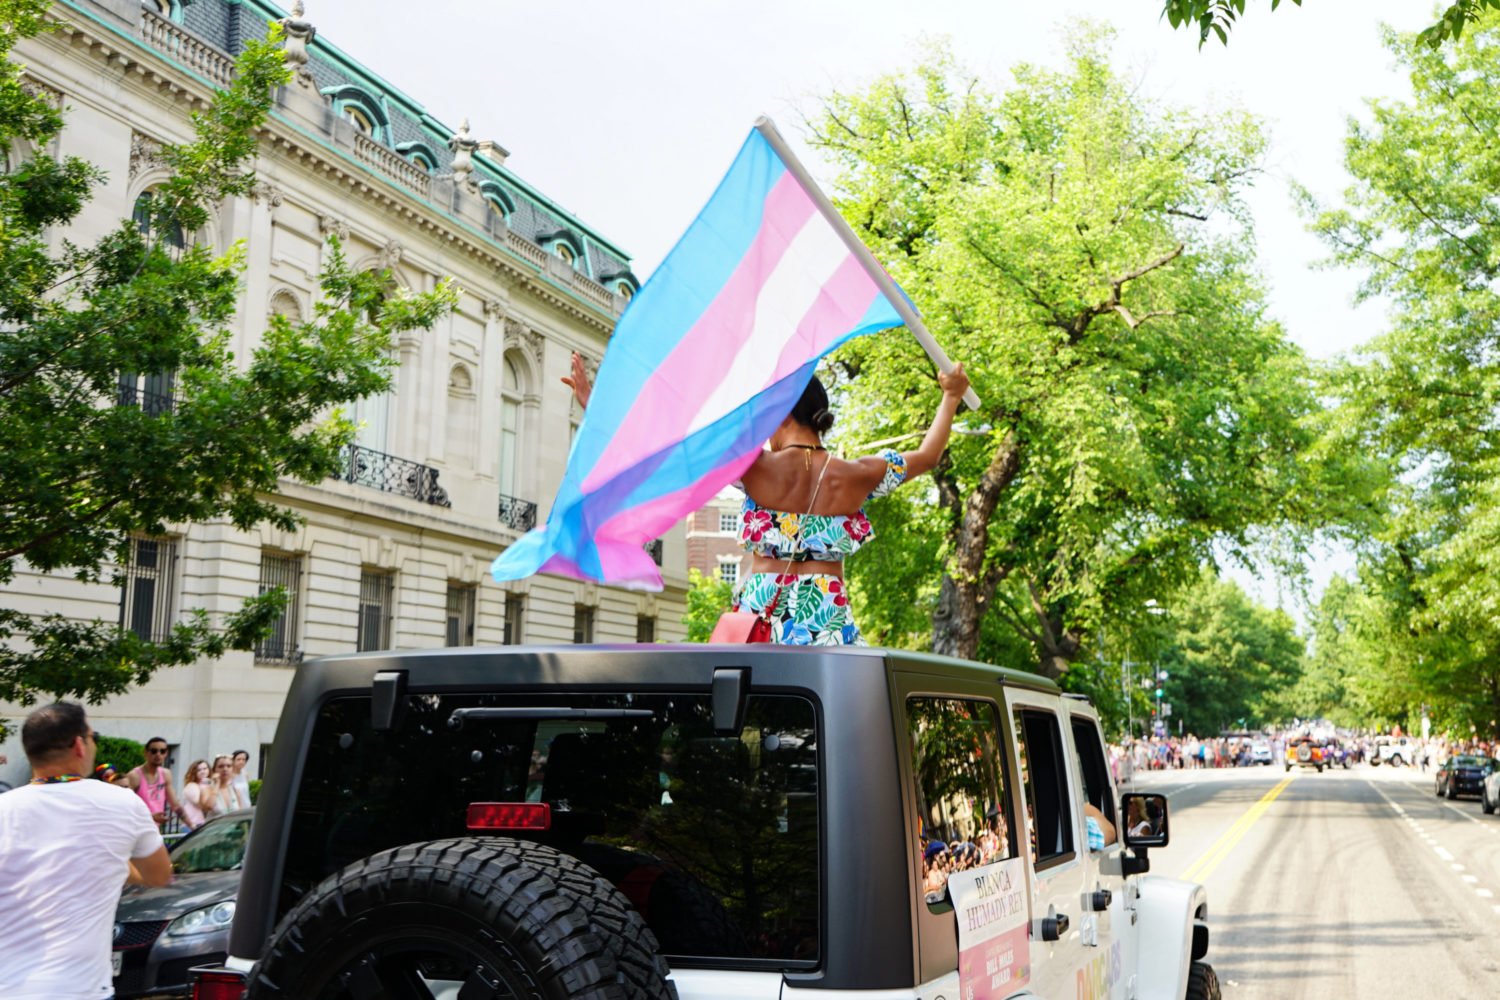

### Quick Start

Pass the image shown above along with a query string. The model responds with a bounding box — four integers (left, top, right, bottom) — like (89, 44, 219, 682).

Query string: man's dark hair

(145, 736, 168, 749)
(21, 702, 90, 766)
(233, 749, 249, 759)
(789, 375, 834, 434)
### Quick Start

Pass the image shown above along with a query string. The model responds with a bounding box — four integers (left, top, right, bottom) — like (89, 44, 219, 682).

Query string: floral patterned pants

(735, 572, 866, 646)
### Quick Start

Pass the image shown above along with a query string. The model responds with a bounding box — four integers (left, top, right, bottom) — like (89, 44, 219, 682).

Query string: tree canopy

(1292, 13, 1500, 738)
(0, 0, 455, 724)
(1159, 0, 1498, 49)
(809, 30, 1360, 680)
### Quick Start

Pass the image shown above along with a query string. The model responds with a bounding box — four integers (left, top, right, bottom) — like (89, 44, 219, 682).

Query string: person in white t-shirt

(0, 702, 173, 1000)
(229, 749, 252, 810)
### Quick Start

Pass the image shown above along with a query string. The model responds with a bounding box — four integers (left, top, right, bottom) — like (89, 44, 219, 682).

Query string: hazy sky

(305, 0, 1433, 611)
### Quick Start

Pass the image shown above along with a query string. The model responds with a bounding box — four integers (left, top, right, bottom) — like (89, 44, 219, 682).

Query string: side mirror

(1121, 792, 1169, 849)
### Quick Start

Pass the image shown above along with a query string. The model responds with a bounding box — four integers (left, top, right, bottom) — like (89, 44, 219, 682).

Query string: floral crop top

(739, 449, 907, 562)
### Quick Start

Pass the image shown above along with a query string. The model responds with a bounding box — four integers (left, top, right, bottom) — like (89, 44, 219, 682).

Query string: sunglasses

(147, 747, 168, 754)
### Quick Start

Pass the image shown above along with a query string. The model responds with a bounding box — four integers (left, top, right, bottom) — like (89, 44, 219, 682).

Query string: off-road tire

(1436, 781, 1444, 798)
(249, 837, 676, 1000)
(1390, 754, 1404, 767)
(1284, 763, 1291, 772)
(1482, 788, 1495, 815)
(1185, 961, 1222, 1000)
(1447, 782, 1457, 800)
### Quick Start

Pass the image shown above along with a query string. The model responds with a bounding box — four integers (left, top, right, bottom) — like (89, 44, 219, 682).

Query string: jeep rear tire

(1483, 788, 1495, 815)
(249, 838, 676, 1000)
(1185, 961, 1222, 1000)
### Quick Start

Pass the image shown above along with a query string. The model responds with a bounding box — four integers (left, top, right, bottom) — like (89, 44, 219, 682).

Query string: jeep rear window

(283, 691, 819, 966)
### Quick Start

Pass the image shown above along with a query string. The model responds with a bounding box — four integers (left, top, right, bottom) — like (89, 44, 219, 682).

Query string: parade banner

(949, 857, 1030, 998)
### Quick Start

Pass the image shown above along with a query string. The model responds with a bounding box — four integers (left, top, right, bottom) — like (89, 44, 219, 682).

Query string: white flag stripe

(686, 213, 854, 436)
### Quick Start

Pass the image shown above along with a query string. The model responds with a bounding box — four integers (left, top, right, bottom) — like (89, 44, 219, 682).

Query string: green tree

(0, 1, 456, 725)
(1304, 14, 1500, 739)
(682, 568, 735, 642)
(1159, 0, 1496, 49)
(814, 32, 1355, 678)
(1154, 570, 1305, 735)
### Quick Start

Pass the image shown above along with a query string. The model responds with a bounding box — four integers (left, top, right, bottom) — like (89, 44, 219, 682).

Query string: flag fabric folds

(491, 126, 906, 590)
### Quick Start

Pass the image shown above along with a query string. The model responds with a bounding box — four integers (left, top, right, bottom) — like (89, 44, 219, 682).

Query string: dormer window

(617, 282, 634, 300)
(343, 105, 375, 135)
(554, 242, 575, 266)
(324, 85, 389, 145)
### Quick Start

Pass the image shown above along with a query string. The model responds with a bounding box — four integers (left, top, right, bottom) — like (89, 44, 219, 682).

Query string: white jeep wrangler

(194, 646, 1218, 1000)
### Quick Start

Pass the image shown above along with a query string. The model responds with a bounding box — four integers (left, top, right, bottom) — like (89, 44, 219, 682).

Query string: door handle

(1041, 912, 1070, 941)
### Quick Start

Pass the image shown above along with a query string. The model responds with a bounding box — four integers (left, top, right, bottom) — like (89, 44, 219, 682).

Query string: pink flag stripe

(581, 171, 816, 492)
(594, 451, 764, 575)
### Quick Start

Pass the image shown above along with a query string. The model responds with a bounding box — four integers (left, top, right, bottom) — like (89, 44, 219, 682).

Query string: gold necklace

(781, 442, 825, 470)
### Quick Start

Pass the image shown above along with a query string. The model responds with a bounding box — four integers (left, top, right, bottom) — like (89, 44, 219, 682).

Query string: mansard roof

(178, 0, 634, 284)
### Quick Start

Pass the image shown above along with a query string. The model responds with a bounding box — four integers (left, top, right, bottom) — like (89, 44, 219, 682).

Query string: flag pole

(753, 115, 981, 411)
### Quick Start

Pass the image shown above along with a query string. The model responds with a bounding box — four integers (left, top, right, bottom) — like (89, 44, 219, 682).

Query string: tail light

(467, 802, 551, 831)
(190, 966, 247, 1000)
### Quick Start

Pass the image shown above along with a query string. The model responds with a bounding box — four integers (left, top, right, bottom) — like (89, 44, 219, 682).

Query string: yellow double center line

(1178, 773, 1296, 883)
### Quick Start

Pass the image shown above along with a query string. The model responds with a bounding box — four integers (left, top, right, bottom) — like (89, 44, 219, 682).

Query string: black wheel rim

(310, 928, 541, 1000)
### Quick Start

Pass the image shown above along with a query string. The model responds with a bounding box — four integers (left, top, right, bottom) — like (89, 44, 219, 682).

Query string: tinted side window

(287, 692, 819, 965)
(907, 698, 1015, 912)
(1070, 715, 1115, 822)
(1013, 709, 1075, 866)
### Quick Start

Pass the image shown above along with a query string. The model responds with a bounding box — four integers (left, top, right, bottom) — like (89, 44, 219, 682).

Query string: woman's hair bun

(791, 376, 834, 433)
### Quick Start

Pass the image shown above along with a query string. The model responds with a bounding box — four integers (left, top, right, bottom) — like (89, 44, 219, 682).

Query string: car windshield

(1450, 756, 1488, 767)
(171, 815, 251, 874)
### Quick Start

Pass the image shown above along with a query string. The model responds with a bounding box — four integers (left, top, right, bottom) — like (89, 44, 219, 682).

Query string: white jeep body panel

(1131, 875, 1208, 1000)
(671, 968, 782, 999)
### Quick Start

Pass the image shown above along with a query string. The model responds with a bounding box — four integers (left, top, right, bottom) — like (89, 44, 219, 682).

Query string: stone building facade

(0, 0, 687, 787)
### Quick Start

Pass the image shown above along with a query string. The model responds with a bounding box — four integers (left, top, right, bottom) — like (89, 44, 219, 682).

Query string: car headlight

(165, 900, 235, 937)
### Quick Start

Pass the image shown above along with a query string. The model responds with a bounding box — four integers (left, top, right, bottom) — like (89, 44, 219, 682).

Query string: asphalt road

(1132, 761, 1500, 997)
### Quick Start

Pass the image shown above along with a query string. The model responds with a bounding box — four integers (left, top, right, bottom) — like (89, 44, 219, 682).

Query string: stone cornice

(40, 1, 619, 336)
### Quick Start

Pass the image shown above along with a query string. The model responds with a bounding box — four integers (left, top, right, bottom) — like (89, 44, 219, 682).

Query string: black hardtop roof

(290, 643, 1059, 697)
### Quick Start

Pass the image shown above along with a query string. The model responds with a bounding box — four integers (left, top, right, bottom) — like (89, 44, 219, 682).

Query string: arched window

(553, 242, 575, 266)
(323, 86, 389, 145)
(499, 354, 525, 499)
(616, 282, 634, 301)
(132, 189, 185, 250)
(144, 0, 184, 22)
(269, 289, 303, 323)
(396, 141, 438, 171)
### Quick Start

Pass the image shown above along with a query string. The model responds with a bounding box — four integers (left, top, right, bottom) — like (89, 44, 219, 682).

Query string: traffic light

(1155, 687, 1163, 699)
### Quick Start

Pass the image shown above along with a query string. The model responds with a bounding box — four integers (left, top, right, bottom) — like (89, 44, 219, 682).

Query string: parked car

(1482, 767, 1500, 815)
(1286, 737, 1324, 772)
(1323, 739, 1350, 769)
(1250, 741, 1274, 766)
(1435, 755, 1495, 800)
(113, 809, 252, 998)
(191, 645, 1222, 999)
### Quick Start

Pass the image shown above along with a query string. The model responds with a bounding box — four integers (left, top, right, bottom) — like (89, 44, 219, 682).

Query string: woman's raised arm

(901, 364, 969, 479)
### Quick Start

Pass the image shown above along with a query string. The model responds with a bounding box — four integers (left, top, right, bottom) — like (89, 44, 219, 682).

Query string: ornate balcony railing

(498, 493, 537, 532)
(645, 539, 664, 566)
(334, 443, 451, 507)
(353, 132, 432, 196)
(139, 10, 235, 88)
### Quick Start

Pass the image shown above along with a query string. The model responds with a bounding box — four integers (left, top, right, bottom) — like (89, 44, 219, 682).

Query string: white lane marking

(1370, 779, 1500, 915)
(1442, 802, 1499, 832)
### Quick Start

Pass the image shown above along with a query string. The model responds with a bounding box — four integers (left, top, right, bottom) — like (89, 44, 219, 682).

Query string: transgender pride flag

(491, 120, 910, 590)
